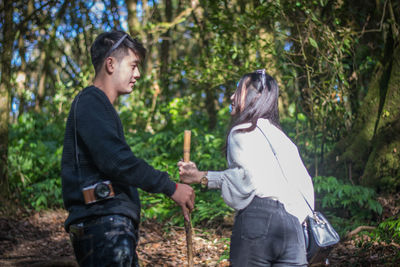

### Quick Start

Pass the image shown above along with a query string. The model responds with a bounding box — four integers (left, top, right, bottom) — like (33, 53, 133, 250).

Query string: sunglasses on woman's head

(255, 69, 267, 91)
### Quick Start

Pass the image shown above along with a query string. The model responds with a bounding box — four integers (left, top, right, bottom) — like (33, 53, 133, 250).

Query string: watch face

(94, 182, 111, 199)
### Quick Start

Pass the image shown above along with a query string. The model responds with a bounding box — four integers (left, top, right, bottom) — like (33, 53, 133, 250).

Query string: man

(61, 30, 194, 266)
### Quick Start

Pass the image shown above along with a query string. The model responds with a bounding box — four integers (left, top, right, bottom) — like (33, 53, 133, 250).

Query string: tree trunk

(17, 35, 28, 118)
(362, 36, 400, 191)
(33, 0, 68, 113)
(0, 0, 15, 198)
(126, 0, 141, 36)
(125, 0, 153, 76)
(323, 30, 400, 193)
(35, 50, 48, 112)
(205, 85, 217, 130)
(190, 1, 217, 129)
(160, 0, 172, 98)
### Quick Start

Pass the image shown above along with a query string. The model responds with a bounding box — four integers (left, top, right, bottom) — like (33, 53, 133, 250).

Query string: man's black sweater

(61, 86, 176, 231)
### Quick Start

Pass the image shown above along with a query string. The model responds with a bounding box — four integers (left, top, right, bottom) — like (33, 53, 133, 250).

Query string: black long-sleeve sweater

(61, 86, 176, 231)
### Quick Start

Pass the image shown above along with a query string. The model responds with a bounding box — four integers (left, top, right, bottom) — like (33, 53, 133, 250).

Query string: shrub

(8, 112, 64, 210)
(313, 176, 382, 234)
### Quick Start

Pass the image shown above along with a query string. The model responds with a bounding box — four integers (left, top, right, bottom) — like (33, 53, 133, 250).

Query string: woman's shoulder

(228, 121, 268, 150)
(257, 119, 298, 151)
(228, 119, 296, 148)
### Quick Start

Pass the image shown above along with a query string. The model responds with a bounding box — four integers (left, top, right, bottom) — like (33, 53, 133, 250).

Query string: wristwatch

(200, 172, 208, 190)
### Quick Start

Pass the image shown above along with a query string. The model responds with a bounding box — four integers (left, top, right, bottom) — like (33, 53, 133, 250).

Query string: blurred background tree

(0, 0, 399, 241)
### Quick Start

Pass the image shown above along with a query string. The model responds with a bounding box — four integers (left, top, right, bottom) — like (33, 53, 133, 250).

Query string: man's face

(112, 49, 141, 96)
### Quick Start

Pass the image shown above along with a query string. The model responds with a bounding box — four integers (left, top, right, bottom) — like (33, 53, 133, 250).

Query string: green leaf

(309, 37, 319, 49)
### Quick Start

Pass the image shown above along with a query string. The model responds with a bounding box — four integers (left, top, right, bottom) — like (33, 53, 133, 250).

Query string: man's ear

(104, 57, 115, 74)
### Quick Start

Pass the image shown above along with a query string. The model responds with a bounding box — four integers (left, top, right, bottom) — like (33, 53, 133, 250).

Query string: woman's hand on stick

(178, 161, 205, 184)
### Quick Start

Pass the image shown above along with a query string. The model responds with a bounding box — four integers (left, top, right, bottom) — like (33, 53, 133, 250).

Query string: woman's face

(230, 85, 247, 116)
(230, 92, 236, 115)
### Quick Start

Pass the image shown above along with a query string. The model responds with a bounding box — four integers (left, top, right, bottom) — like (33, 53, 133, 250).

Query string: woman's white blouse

(207, 118, 315, 223)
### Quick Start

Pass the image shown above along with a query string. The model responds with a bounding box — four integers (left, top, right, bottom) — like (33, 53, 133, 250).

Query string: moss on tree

(323, 35, 400, 193)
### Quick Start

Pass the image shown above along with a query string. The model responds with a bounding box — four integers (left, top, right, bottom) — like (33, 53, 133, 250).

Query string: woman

(178, 70, 314, 266)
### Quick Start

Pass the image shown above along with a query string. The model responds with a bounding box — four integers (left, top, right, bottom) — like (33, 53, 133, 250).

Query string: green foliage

(217, 237, 230, 263)
(352, 217, 400, 262)
(6, 93, 388, 232)
(4, 2, 398, 249)
(191, 191, 234, 225)
(8, 112, 65, 210)
(7, 93, 234, 224)
(23, 178, 63, 210)
(314, 176, 382, 216)
(373, 217, 400, 244)
(281, 110, 338, 174)
(122, 97, 233, 226)
(313, 176, 382, 234)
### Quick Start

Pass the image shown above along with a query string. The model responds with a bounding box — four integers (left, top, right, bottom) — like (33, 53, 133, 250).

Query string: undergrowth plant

(124, 98, 233, 226)
(313, 176, 382, 235)
(372, 216, 400, 244)
(8, 112, 64, 210)
(5, 94, 389, 236)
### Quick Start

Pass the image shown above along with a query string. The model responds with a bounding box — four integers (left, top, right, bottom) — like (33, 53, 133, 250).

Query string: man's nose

(134, 68, 140, 79)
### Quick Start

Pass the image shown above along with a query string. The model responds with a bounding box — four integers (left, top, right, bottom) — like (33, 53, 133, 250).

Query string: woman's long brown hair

(225, 71, 280, 152)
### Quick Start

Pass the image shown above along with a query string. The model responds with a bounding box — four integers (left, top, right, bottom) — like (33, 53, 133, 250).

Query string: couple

(61, 30, 314, 267)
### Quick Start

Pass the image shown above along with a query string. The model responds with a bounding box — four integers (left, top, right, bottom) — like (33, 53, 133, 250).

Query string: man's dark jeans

(69, 214, 139, 267)
(230, 197, 308, 267)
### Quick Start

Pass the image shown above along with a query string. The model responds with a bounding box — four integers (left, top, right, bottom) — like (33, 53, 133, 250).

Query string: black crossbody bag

(257, 126, 340, 262)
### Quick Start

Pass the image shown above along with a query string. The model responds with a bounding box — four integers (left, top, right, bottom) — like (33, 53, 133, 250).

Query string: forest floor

(0, 208, 399, 267)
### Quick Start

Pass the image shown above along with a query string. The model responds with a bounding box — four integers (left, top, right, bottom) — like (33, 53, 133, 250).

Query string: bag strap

(256, 125, 314, 213)
(74, 92, 83, 187)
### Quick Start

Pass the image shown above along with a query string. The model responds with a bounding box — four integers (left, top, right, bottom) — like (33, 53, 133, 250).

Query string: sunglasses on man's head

(104, 34, 128, 59)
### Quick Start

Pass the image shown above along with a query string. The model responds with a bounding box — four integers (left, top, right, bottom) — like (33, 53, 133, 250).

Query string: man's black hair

(90, 30, 146, 75)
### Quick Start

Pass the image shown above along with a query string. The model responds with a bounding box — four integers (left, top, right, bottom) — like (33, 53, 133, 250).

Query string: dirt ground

(0, 209, 231, 267)
(0, 209, 399, 266)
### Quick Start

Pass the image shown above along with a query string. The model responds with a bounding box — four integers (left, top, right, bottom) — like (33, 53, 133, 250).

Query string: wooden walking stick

(183, 130, 194, 267)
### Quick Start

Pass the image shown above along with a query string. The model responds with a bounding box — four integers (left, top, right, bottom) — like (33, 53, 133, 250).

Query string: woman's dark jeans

(69, 214, 139, 267)
(230, 197, 308, 267)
